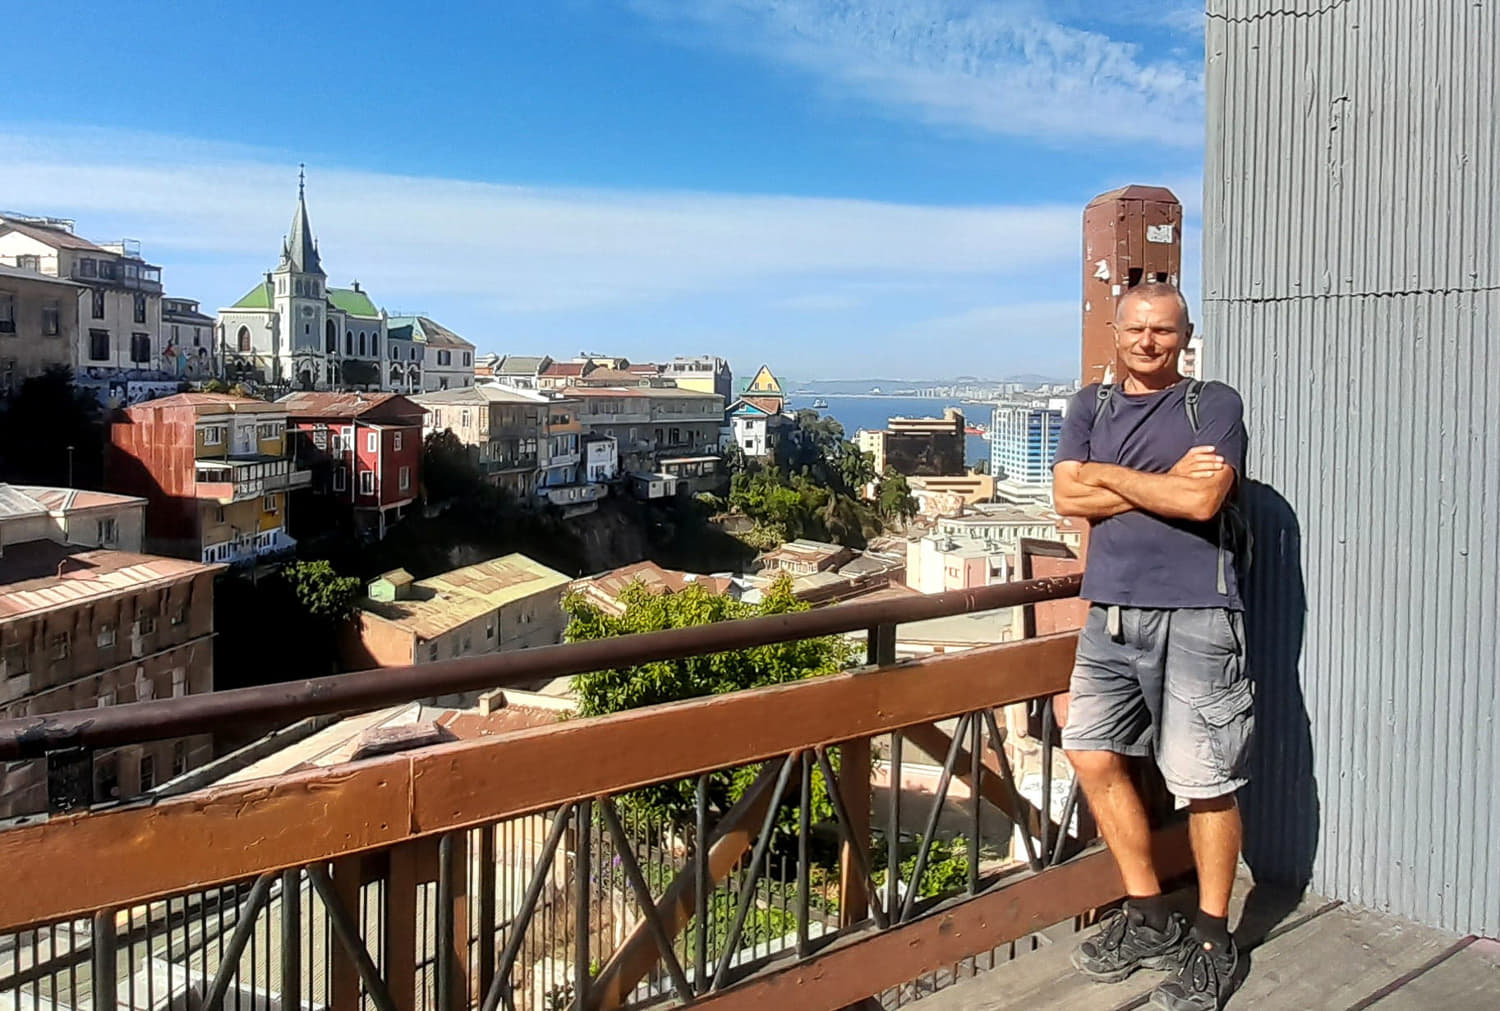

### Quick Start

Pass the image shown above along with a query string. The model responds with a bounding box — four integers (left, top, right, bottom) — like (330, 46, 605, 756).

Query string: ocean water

(784, 394, 992, 467)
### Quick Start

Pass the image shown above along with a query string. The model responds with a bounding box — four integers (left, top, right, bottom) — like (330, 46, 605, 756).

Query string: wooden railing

(0, 576, 1191, 1011)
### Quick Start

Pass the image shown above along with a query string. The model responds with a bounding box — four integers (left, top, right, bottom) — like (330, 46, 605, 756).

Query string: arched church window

(237, 326, 251, 353)
(325, 319, 337, 353)
(359, 332, 367, 356)
(345, 331, 353, 356)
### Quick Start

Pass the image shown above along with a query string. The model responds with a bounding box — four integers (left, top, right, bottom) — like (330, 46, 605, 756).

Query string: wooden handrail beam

(0, 633, 1076, 932)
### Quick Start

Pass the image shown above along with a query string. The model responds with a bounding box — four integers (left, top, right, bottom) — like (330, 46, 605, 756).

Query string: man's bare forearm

(1055, 483, 1135, 520)
(1080, 463, 1222, 522)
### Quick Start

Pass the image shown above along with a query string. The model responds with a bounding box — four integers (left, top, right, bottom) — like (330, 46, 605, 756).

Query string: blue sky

(0, 0, 1205, 381)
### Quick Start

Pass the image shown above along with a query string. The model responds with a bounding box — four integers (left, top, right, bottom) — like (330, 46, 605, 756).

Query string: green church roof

(231, 282, 272, 309)
(328, 287, 381, 318)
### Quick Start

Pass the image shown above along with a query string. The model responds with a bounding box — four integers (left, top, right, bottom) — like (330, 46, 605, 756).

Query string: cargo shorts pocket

(1196, 678, 1254, 778)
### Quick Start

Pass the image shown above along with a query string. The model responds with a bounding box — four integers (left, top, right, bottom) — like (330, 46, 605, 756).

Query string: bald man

(1051, 282, 1250, 1011)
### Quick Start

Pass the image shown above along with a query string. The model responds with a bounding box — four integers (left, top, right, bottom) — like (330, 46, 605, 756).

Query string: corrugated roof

(123, 393, 285, 415)
(0, 218, 109, 253)
(360, 553, 569, 640)
(542, 362, 589, 377)
(278, 391, 424, 421)
(0, 263, 86, 288)
(497, 355, 549, 374)
(386, 315, 473, 348)
(570, 561, 732, 615)
(10, 485, 144, 514)
(0, 485, 48, 521)
(0, 544, 220, 621)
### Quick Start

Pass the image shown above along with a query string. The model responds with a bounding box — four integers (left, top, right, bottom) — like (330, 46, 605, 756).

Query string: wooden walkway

(911, 872, 1499, 1010)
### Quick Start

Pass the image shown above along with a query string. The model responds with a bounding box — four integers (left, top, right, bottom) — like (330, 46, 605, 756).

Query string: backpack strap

(1184, 379, 1205, 434)
(1092, 383, 1114, 427)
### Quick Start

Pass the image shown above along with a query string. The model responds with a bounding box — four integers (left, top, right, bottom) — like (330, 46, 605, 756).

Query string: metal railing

(0, 574, 1192, 1011)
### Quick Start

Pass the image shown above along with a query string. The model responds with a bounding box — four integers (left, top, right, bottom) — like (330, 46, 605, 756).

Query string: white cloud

(0, 127, 1081, 317)
(629, 0, 1204, 147)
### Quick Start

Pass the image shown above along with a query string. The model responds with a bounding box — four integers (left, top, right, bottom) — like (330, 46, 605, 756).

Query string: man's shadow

(1234, 480, 1321, 948)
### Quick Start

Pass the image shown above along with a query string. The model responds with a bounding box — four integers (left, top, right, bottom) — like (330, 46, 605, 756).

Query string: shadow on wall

(1236, 480, 1320, 945)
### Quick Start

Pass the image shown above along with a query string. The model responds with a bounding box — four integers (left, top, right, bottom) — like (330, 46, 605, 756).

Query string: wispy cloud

(0, 126, 1102, 375)
(628, 0, 1204, 147)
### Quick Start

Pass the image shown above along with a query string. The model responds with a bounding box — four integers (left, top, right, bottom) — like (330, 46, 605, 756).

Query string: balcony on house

(193, 458, 311, 503)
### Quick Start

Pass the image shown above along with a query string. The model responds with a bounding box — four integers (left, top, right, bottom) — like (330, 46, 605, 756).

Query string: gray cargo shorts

(1061, 604, 1254, 800)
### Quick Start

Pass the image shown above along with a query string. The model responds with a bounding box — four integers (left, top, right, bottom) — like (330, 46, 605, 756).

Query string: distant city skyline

(0, 1, 1206, 379)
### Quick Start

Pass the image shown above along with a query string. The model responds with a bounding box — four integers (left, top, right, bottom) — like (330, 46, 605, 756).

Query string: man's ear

(1184, 322, 1196, 342)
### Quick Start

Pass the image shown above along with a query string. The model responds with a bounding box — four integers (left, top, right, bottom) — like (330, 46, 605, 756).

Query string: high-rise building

(989, 403, 1065, 485)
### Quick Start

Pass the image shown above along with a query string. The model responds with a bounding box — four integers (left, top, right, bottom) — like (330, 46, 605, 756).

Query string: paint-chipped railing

(0, 575, 1192, 1011)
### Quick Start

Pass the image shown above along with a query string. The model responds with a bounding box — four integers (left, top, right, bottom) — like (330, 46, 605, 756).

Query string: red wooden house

(278, 392, 426, 539)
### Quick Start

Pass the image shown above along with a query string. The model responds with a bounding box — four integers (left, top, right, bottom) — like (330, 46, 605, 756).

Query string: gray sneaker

(1150, 935, 1240, 1010)
(1071, 907, 1190, 983)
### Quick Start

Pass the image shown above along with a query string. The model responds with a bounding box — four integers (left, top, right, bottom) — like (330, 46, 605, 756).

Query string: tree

(422, 429, 482, 503)
(877, 467, 918, 522)
(566, 575, 858, 828)
(0, 367, 106, 488)
(283, 560, 362, 623)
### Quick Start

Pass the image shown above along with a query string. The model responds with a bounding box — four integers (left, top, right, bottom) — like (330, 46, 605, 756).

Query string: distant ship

(812, 397, 829, 409)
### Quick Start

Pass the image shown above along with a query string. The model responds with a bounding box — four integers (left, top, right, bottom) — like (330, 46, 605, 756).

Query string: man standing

(1052, 282, 1251, 1011)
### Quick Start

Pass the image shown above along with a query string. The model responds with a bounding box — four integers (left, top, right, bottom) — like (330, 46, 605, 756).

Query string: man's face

(1114, 295, 1191, 380)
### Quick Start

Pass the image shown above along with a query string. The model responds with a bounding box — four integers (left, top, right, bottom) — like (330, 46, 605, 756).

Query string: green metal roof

(328, 287, 381, 318)
(231, 282, 272, 309)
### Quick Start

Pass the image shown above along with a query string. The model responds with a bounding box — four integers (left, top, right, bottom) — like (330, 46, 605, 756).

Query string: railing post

(282, 869, 302, 1011)
(437, 833, 470, 1011)
(838, 625, 894, 928)
(91, 908, 116, 1011)
(329, 857, 364, 1011)
(387, 842, 420, 1011)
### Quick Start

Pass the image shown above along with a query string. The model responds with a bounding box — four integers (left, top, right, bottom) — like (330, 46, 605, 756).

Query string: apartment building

(387, 316, 475, 392)
(341, 555, 570, 673)
(107, 393, 309, 564)
(481, 355, 552, 389)
(415, 386, 547, 498)
(0, 214, 167, 401)
(661, 355, 733, 402)
(563, 386, 724, 473)
(160, 297, 216, 381)
(280, 392, 426, 538)
(0, 264, 83, 396)
(879, 408, 967, 477)
(930, 506, 1084, 555)
(989, 402, 1066, 486)
(0, 484, 220, 819)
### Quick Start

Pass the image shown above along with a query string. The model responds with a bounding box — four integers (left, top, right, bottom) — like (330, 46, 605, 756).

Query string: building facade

(107, 393, 309, 564)
(216, 177, 390, 392)
(340, 555, 570, 671)
(661, 356, 733, 403)
(415, 386, 546, 498)
(387, 316, 475, 392)
(0, 484, 220, 819)
(280, 392, 426, 538)
(989, 402, 1065, 485)
(0, 215, 171, 404)
(0, 264, 82, 396)
(564, 386, 724, 473)
(160, 297, 217, 382)
(882, 409, 966, 477)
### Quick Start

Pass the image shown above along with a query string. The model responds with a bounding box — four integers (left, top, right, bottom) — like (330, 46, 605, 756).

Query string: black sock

(1195, 910, 1231, 949)
(1129, 893, 1170, 932)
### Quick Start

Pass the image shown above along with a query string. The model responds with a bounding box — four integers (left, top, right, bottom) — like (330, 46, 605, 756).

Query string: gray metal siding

(1205, 0, 1500, 936)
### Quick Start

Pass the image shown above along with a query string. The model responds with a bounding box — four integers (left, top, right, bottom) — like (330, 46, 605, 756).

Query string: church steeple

(280, 164, 325, 276)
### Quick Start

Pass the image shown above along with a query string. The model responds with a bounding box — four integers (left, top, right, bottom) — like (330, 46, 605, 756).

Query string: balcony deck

(908, 870, 1499, 1010)
(0, 576, 1489, 1011)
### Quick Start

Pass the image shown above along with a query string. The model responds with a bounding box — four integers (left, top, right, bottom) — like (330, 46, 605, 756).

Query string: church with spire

(216, 168, 392, 392)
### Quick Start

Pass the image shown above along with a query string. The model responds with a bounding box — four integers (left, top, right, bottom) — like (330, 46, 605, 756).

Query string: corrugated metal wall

(1204, 0, 1500, 936)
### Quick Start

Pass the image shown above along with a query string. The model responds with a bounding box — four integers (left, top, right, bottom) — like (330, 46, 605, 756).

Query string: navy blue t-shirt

(1053, 381, 1247, 610)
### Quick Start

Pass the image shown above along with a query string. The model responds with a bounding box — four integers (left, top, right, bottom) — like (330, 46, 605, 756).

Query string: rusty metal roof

(0, 544, 221, 621)
(360, 553, 570, 640)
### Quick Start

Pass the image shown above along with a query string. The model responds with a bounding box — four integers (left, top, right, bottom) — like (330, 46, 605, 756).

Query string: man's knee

(1185, 793, 1238, 815)
(1066, 747, 1130, 781)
